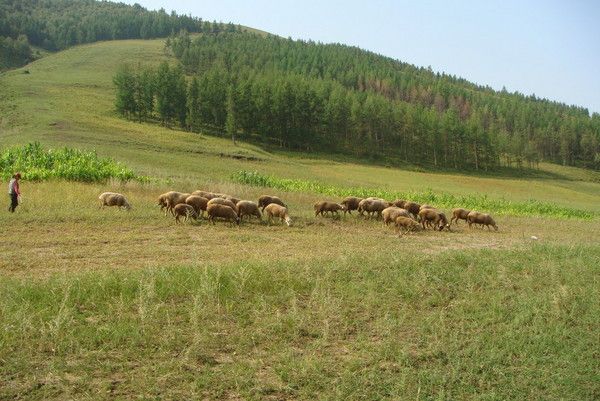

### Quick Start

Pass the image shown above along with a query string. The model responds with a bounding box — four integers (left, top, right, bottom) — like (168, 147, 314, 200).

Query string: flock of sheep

(99, 190, 498, 235)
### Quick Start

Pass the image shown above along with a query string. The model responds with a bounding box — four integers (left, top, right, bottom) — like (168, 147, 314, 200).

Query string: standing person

(7, 173, 21, 213)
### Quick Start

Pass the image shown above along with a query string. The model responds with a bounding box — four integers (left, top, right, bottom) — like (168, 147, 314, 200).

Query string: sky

(122, 0, 600, 114)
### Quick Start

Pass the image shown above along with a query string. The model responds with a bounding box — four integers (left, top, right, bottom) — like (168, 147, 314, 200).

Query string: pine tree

(113, 65, 136, 118)
(226, 85, 237, 145)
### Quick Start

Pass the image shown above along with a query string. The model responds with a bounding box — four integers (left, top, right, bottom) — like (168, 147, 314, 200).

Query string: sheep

(236, 200, 262, 220)
(192, 190, 218, 200)
(340, 197, 363, 215)
(358, 198, 389, 219)
(382, 206, 411, 226)
(207, 204, 240, 225)
(467, 211, 498, 231)
(185, 195, 209, 218)
(451, 208, 471, 225)
(157, 191, 172, 213)
(207, 197, 237, 210)
(391, 199, 407, 208)
(394, 216, 422, 236)
(418, 208, 451, 231)
(99, 192, 131, 210)
(257, 195, 287, 212)
(223, 195, 241, 205)
(403, 201, 421, 219)
(314, 201, 346, 217)
(264, 203, 292, 226)
(160, 191, 190, 215)
(173, 203, 198, 223)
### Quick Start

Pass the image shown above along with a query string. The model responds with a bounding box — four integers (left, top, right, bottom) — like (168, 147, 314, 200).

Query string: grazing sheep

(382, 207, 411, 226)
(236, 200, 262, 220)
(418, 208, 451, 231)
(394, 216, 422, 236)
(161, 191, 190, 215)
(223, 195, 241, 205)
(173, 203, 198, 223)
(185, 195, 209, 218)
(207, 197, 237, 210)
(451, 208, 471, 225)
(99, 192, 131, 210)
(257, 195, 287, 212)
(207, 204, 240, 225)
(157, 191, 173, 213)
(314, 201, 346, 217)
(192, 190, 218, 200)
(403, 201, 421, 219)
(264, 203, 292, 226)
(467, 211, 498, 231)
(358, 198, 389, 219)
(391, 199, 407, 208)
(340, 197, 363, 215)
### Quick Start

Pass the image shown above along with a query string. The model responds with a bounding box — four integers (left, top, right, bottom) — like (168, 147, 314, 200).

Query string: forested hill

(115, 31, 600, 171)
(0, 0, 232, 70)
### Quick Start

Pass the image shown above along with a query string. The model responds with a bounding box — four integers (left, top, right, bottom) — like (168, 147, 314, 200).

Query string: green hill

(1, 39, 600, 210)
(0, 16, 599, 401)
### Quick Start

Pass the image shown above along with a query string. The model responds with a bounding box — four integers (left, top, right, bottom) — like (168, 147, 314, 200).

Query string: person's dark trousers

(8, 193, 18, 212)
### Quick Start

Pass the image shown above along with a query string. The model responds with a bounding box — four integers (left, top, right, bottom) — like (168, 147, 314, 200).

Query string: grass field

(1, 39, 599, 400)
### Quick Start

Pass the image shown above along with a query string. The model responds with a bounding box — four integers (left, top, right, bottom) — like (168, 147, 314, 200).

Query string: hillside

(1, 38, 600, 400)
(0, 0, 213, 70)
(109, 30, 600, 171)
(1, 39, 600, 210)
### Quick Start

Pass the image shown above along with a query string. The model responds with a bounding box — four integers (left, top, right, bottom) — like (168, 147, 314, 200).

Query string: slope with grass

(1, 38, 599, 400)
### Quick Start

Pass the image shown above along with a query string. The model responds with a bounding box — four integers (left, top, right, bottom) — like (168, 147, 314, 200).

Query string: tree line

(114, 31, 600, 170)
(0, 0, 236, 70)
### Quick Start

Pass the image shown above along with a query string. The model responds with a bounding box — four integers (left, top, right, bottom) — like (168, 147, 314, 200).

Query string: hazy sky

(122, 0, 600, 114)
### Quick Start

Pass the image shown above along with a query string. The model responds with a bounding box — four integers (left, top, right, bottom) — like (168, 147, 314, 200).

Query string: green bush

(231, 170, 597, 219)
(0, 142, 145, 182)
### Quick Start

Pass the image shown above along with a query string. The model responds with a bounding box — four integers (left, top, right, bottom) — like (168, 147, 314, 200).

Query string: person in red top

(7, 172, 21, 213)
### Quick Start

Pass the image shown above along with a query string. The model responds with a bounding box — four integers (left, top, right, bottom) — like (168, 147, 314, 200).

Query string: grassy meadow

(1, 39, 600, 400)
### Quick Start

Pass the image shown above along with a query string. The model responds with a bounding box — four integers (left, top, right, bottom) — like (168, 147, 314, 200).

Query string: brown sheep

(207, 204, 240, 225)
(222, 195, 240, 205)
(382, 207, 411, 226)
(185, 195, 209, 218)
(391, 199, 407, 208)
(264, 203, 292, 226)
(358, 199, 389, 219)
(192, 190, 218, 200)
(340, 197, 363, 215)
(207, 197, 237, 210)
(467, 211, 498, 231)
(257, 195, 287, 212)
(99, 192, 131, 210)
(314, 201, 346, 217)
(157, 191, 174, 213)
(173, 203, 198, 223)
(418, 208, 450, 231)
(403, 201, 421, 219)
(162, 191, 190, 215)
(236, 200, 262, 220)
(451, 208, 471, 225)
(394, 216, 422, 236)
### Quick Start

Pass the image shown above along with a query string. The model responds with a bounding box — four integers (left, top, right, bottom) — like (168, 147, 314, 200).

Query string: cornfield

(0, 142, 144, 182)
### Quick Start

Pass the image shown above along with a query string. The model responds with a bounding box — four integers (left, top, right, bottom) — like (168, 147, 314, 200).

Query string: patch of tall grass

(0, 142, 145, 182)
(232, 170, 597, 219)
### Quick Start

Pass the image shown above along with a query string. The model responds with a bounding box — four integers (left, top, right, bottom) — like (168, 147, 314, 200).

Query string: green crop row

(0, 142, 145, 183)
(231, 170, 597, 219)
